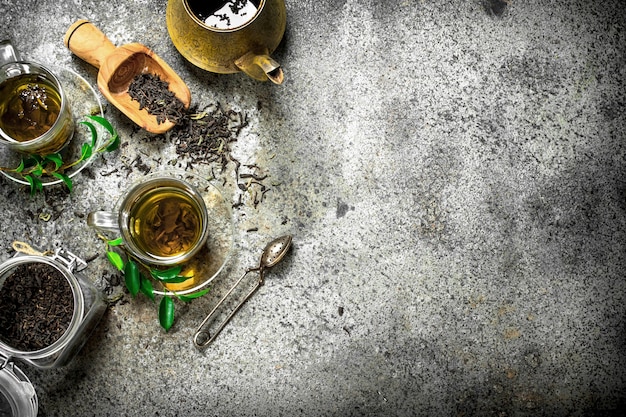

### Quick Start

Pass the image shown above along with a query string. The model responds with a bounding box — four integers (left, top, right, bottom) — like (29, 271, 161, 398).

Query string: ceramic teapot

(166, 0, 286, 84)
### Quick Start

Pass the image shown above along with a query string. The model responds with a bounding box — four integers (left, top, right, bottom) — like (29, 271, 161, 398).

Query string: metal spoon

(193, 235, 293, 348)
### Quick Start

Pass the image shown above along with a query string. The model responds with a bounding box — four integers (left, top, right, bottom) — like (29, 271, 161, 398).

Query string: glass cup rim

(0, 60, 69, 146)
(118, 175, 210, 266)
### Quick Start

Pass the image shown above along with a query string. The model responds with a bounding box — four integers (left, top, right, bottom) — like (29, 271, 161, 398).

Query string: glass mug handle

(87, 211, 120, 234)
(0, 40, 21, 66)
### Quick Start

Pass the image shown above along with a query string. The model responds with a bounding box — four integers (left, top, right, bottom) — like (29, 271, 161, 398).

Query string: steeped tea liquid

(188, 0, 261, 29)
(128, 187, 204, 259)
(0, 73, 62, 142)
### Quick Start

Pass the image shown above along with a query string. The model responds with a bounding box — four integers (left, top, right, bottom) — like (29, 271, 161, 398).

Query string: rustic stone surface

(1, 0, 625, 416)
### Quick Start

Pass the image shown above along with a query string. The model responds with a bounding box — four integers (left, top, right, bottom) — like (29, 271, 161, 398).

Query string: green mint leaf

(25, 175, 36, 195)
(159, 296, 175, 332)
(87, 115, 120, 152)
(105, 134, 120, 152)
(44, 153, 63, 170)
(34, 176, 43, 193)
(32, 165, 43, 177)
(26, 155, 42, 165)
(79, 120, 98, 147)
(150, 266, 183, 280)
(155, 275, 190, 284)
(106, 251, 124, 271)
(124, 260, 140, 298)
(81, 143, 93, 161)
(87, 115, 115, 136)
(140, 275, 155, 301)
(51, 172, 73, 192)
(25, 176, 43, 195)
(107, 237, 124, 246)
(177, 288, 210, 302)
(15, 158, 25, 173)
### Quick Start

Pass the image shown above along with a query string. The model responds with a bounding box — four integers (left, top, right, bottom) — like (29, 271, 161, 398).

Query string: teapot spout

(235, 51, 284, 84)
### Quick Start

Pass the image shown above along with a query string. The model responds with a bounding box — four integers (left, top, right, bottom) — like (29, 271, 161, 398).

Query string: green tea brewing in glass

(87, 173, 210, 266)
(0, 40, 74, 155)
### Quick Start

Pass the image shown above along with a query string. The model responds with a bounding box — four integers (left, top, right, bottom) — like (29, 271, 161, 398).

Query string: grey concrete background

(1, 0, 625, 416)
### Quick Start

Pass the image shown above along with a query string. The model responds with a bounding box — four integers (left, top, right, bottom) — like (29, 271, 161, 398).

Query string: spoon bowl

(193, 235, 293, 348)
(64, 20, 191, 133)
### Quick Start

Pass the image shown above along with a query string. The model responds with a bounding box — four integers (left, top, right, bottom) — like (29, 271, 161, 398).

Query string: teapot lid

(0, 355, 38, 417)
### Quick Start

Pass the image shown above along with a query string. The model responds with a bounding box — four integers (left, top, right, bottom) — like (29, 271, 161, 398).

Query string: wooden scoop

(64, 20, 191, 133)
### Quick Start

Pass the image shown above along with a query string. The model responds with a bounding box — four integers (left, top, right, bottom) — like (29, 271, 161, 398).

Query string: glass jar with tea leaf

(0, 245, 107, 417)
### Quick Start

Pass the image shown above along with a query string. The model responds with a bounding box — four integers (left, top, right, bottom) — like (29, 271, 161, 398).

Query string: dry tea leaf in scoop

(64, 20, 191, 133)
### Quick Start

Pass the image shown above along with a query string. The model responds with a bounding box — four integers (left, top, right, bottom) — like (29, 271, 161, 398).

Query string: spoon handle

(64, 20, 116, 69)
(193, 268, 261, 348)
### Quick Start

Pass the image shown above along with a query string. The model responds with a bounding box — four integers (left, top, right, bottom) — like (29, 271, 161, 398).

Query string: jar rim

(0, 359, 38, 417)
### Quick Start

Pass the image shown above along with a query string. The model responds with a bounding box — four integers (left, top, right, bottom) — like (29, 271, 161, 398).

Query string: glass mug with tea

(87, 174, 210, 266)
(0, 40, 74, 155)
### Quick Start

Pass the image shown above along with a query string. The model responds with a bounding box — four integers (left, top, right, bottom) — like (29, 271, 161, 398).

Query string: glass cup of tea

(0, 40, 74, 155)
(87, 173, 211, 266)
